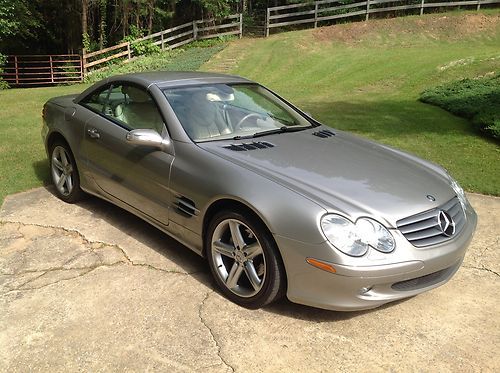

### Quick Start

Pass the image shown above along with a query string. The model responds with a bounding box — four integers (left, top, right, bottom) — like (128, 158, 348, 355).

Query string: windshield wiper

(267, 113, 296, 127)
(233, 125, 309, 140)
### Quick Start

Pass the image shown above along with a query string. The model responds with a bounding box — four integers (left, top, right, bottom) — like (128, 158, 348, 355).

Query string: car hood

(199, 127, 455, 227)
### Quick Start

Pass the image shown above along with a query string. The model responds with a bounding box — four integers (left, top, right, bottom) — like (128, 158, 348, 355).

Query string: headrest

(122, 86, 150, 103)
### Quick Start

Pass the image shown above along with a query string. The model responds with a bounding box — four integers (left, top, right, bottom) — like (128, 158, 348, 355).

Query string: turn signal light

(306, 258, 336, 274)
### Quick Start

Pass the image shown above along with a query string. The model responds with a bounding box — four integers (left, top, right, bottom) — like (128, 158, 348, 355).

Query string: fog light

(359, 286, 372, 294)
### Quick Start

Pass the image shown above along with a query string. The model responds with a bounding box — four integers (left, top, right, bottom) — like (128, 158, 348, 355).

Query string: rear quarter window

(80, 86, 111, 113)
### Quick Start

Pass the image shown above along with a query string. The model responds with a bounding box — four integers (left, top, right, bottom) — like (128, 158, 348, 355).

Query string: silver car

(42, 72, 477, 311)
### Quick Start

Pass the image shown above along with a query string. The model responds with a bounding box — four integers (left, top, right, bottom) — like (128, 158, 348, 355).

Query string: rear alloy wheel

(50, 142, 85, 203)
(206, 211, 286, 309)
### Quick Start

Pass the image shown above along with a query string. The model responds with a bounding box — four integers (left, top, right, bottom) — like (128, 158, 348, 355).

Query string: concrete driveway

(0, 188, 498, 372)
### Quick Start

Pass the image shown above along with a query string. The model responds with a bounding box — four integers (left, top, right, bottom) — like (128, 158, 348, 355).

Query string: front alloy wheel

(206, 211, 285, 308)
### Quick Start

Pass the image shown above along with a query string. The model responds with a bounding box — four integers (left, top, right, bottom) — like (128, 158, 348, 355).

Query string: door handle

(87, 128, 100, 139)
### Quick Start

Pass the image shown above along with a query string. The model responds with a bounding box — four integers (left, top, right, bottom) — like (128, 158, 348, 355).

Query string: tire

(206, 210, 286, 309)
(49, 141, 85, 203)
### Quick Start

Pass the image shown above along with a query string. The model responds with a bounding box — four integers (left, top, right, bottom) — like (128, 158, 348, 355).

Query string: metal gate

(0, 54, 83, 87)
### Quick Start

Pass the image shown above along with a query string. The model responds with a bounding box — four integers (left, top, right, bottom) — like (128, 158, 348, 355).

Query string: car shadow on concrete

(33, 159, 51, 185)
(265, 296, 411, 322)
(66, 190, 207, 274)
(40, 186, 409, 321)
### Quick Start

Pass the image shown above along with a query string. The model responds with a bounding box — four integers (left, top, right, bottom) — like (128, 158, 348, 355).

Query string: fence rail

(83, 14, 242, 72)
(0, 54, 83, 87)
(265, 0, 500, 36)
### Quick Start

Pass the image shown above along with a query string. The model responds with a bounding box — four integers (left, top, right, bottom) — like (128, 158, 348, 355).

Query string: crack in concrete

(463, 265, 500, 277)
(1, 263, 127, 296)
(3, 220, 128, 253)
(198, 291, 235, 373)
(0, 221, 204, 296)
(1, 220, 202, 273)
(12, 271, 48, 289)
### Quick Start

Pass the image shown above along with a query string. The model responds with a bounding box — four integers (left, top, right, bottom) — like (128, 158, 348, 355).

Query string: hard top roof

(108, 71, 252, 88)
(75, 71, 253, 103)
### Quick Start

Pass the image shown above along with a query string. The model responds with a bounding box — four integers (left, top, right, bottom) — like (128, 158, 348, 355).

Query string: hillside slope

(203, 11, 500, 195)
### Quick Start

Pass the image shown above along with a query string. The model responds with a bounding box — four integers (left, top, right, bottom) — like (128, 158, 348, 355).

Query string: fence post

(79, 55, 84, 82)
(14, 56, 19, 85)
(49, 55, 54, 83)
(420, 0, 425, 16)
(265, 8, 270, 37)
(161, 32, 165, 50)
(193, 21, 198, 41)
(314, 3, 318, 28)
(477, 0, 481, 10)
(127, 42, 131, 60)
(366, 0, 370, 21)
(82, 49, 87, 77)
(239, 13, 243, 38)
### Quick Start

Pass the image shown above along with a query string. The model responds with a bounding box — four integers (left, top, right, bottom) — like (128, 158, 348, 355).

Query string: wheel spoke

(60, 150, 69, 166)
(226, 262, 243, 288)
(243, 242, 263, 260)
(52, 158, 64, 171)
(212, 240, 235, 258)
(244, 261, 262, 291)
(57, 174, 66, 189)
(229, 220, 246, 249)
(65, 174, 73, 192)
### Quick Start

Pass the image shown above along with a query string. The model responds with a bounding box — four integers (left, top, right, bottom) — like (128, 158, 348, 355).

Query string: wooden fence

(265, 0, 500, 36)
(83, 14, 243, 72)
(0, 54, 83, 87)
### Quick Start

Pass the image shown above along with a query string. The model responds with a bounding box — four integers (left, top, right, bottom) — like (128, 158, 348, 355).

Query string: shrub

(122, 25, 161, 57)
(0, 53, 8, 89)
(420, 74, 500, 140)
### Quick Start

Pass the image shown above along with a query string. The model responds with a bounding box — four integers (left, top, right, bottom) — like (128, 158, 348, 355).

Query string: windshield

(163, 84, 312, 142)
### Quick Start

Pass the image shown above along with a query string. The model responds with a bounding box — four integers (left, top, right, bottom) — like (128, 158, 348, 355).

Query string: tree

(1, 0, 243, 56)
(0, 0, 39, 87)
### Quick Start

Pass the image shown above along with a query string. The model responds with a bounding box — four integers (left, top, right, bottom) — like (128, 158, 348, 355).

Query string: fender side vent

(176, 197, 198, 217)
(312, 129, 335, 138)
(223, 141, 275, 151)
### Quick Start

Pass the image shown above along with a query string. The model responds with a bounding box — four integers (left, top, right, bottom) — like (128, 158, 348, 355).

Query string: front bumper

(274, 207, 477, 311)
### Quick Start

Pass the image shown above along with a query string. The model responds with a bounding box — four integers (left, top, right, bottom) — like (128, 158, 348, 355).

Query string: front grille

(397, 197, 466, 247)
(392, 265, 456, 291)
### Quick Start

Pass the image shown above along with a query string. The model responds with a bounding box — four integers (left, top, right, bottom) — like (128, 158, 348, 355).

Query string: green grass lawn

(203, 11, 500, 195)
(0, 84, 88, 204)
(0, 11, 499, 205)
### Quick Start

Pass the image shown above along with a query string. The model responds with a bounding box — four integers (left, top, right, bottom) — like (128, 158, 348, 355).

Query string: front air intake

(312, 130, 335, 138)
(223, 142, 275, 151)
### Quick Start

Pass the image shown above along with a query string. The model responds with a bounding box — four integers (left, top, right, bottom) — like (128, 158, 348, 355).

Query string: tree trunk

(98, 0, 107, 49)
(148, 0, 154, 34)
(136, 0, 141, 28)
(82, 0, 88, 37)
(123, 0, 129, 37)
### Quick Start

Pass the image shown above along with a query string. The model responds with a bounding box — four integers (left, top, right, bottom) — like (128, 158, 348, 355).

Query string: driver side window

(109, 84, 165, 134)
(84, 84, 164, 134)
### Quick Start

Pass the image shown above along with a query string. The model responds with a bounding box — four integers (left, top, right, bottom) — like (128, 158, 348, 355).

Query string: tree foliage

(0, 0, 295, 55)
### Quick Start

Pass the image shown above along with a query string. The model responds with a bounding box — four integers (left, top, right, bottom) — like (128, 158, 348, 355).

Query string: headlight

(447, 174, 468, 210)
(320, 215, 395, 257)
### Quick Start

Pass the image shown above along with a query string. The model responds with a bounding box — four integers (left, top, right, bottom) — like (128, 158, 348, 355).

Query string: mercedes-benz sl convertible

(42, 72, 477, 311)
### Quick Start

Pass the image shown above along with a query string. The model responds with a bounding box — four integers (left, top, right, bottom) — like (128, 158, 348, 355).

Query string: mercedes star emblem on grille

(437, 210, 455, 237)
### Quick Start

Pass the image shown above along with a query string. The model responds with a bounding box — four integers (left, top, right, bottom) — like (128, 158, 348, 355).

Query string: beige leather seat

(176, 91, 231, 140)
(115, 86, 164, 133)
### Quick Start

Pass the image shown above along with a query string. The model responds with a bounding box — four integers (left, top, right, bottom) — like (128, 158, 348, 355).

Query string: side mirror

(126, 129, 173, 154)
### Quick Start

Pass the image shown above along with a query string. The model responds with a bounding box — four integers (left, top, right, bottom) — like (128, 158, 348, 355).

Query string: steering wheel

(234, 113, 263, 131)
